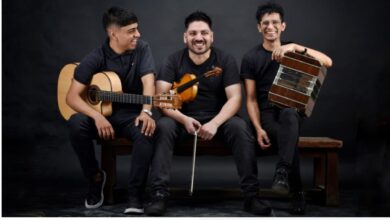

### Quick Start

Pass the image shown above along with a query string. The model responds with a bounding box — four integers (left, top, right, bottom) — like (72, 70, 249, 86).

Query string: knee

(156, 117, 178, 139)
(224, 117, 254, 141)
(225, 116, 250, 133)
(67, 113, 92, 135)
(279, 108, 300, 123)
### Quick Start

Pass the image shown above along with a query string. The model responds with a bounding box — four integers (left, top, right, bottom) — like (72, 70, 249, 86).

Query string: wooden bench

(100, 136, 342, 206)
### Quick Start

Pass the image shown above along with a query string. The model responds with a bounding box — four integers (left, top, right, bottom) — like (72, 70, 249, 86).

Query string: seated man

(145, 11, 271, 216)
(241, 2, 333, 215)
(66, 6, 156, 214)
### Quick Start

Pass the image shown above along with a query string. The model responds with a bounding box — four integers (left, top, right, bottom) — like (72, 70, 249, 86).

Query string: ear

(257, 23, 262, 33)
(107, 25, 119, 40)
(183, 32, 187, 44)
(210, 31, 214, 43)
(106, 27, 114, 39)
(281, 22, 286, 32)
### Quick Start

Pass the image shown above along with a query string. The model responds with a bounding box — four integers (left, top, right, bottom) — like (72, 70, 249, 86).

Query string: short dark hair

(102, 6, 138, 30)
(256, 2, 284, 24)
(184, 11, 212, 29)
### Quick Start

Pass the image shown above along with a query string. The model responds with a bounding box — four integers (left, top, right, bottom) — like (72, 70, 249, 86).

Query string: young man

(241, 2, 333, 215)
(145, 11, 271, 216)
(66, 6, 156, 214)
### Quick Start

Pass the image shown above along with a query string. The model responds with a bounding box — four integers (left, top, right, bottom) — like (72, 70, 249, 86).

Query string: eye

(128, 28, 137, 34)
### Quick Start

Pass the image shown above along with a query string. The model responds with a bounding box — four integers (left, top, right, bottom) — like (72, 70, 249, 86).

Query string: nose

(194, 33, 203, 40)
(134, 29, 141, 38)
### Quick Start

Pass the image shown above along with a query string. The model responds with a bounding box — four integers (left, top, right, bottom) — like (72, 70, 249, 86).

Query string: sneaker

(290, 191, 306, 215)
(272, 167, 290, 194)
(243, 196, 272, 216)
(145, 191, 167, 216)
(124, 196, 144, 214)
(85, 170, 106, 209)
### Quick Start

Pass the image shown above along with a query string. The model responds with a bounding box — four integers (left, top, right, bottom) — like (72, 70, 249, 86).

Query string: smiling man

(66, 6, 156, 214)
(241, 2, 332, 215)
(145, 11, 271, 216)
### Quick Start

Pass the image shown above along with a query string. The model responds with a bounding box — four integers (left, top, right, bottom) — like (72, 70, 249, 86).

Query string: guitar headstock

(153, 93, 182, 110)
(204, 66, 222, 78)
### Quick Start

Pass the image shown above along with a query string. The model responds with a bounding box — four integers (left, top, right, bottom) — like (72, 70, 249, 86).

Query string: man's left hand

(135, 112, 156, 136)
(198, 121, 218, 140)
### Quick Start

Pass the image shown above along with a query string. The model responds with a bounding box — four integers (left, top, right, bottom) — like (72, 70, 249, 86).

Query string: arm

(272, 43, 333, 68)
(244, 79, 271, 149)
(156, 80, 201, 134)
(198, 83, 241, 140)
(66, 79, 115, 140)
(134, 73, 156, 136)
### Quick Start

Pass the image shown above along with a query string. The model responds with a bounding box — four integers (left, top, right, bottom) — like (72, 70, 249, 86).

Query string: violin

(172, 67, 222, 102)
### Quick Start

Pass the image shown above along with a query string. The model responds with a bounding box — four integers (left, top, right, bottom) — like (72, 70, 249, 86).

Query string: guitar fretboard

(95, 91, 153, 105)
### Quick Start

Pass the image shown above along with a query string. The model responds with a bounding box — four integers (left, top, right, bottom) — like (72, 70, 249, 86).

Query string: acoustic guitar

(57, 63, 182, 120)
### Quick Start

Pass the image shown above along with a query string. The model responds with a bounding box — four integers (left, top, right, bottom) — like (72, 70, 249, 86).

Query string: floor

(3, 140, 390, 217)
(3, 186, 362, 217)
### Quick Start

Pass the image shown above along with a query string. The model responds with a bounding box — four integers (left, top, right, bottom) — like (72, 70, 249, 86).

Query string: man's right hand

(257, 128, 271, 150)
(94, 114, 115, 140)
(183, 116, 202, 135)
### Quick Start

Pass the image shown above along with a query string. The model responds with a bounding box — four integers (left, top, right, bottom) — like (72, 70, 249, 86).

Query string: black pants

(260, 107, 304, 192)
(150, 115, 260, 198)
(67, 112, 155, 197)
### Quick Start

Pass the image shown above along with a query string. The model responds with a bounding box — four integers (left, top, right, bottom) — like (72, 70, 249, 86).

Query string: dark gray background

(3, 0, 390, 215)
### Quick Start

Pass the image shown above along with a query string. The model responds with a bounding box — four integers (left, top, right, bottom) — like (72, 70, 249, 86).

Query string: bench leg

(101, 143, 116, 204)
(325, 151, 340, 206)
(313, 155, 325, 188)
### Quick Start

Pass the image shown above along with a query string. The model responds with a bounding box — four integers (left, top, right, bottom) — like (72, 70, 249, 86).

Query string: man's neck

(262, 40, 281, 51)
(109, 41, 126, 55)
(188, 49, 211, 65)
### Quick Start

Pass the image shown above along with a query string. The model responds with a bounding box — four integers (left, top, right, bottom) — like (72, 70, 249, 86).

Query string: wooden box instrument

(268, 51, 327, 117)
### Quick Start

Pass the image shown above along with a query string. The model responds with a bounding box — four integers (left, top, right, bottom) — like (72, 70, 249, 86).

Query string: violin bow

(189, 131, 198, 196)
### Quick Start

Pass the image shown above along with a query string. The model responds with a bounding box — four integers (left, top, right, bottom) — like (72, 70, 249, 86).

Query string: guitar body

(57, 63, 122, 120)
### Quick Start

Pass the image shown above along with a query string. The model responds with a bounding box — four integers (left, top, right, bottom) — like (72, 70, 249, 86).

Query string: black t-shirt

(158, 47, 239, 116)
(240, 43, 290, 110)
(74, 39, 155, 114)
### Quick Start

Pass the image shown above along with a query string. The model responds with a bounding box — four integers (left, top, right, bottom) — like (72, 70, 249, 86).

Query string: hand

(198, 121, 218, 140)
(94, 114, 115, 140)
(135, 112, 156, 136)
(272, 43, 296, 62)
(257, 128, 271, 150)
(183, 117, 202, 135)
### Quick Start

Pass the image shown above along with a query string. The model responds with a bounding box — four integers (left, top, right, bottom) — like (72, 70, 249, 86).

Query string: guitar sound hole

(88, 86, 99, 104)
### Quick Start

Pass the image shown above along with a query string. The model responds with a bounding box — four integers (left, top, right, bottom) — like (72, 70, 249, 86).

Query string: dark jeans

(260, 107, 304, 192)
(150, 115, 260, 198)
(67, 112, 154, 197)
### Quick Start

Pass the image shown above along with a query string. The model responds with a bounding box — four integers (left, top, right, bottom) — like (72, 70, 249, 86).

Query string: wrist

(301, 47, 307, 55)
(142, 109, 153, 117)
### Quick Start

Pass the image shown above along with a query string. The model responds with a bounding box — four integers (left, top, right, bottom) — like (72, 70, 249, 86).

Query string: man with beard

(241, 2, 332, 215)
(144, 11, 271, 216)
(66, 6, 156, 214)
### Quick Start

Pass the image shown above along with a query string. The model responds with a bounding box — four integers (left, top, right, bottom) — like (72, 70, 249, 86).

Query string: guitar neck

(95, 91, 152, 105)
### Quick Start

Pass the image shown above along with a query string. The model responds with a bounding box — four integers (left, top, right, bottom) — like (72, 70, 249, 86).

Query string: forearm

(246, 98, 263, 132)
(66, 94, 101, 120)
(292, 43, 333, 68)
(141, 73, 156, 111)
(209, 95, 241, 127)
(160, 108, 189, 125)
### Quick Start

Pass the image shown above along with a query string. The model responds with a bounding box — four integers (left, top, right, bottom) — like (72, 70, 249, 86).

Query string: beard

(187, 40, 211, 55)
